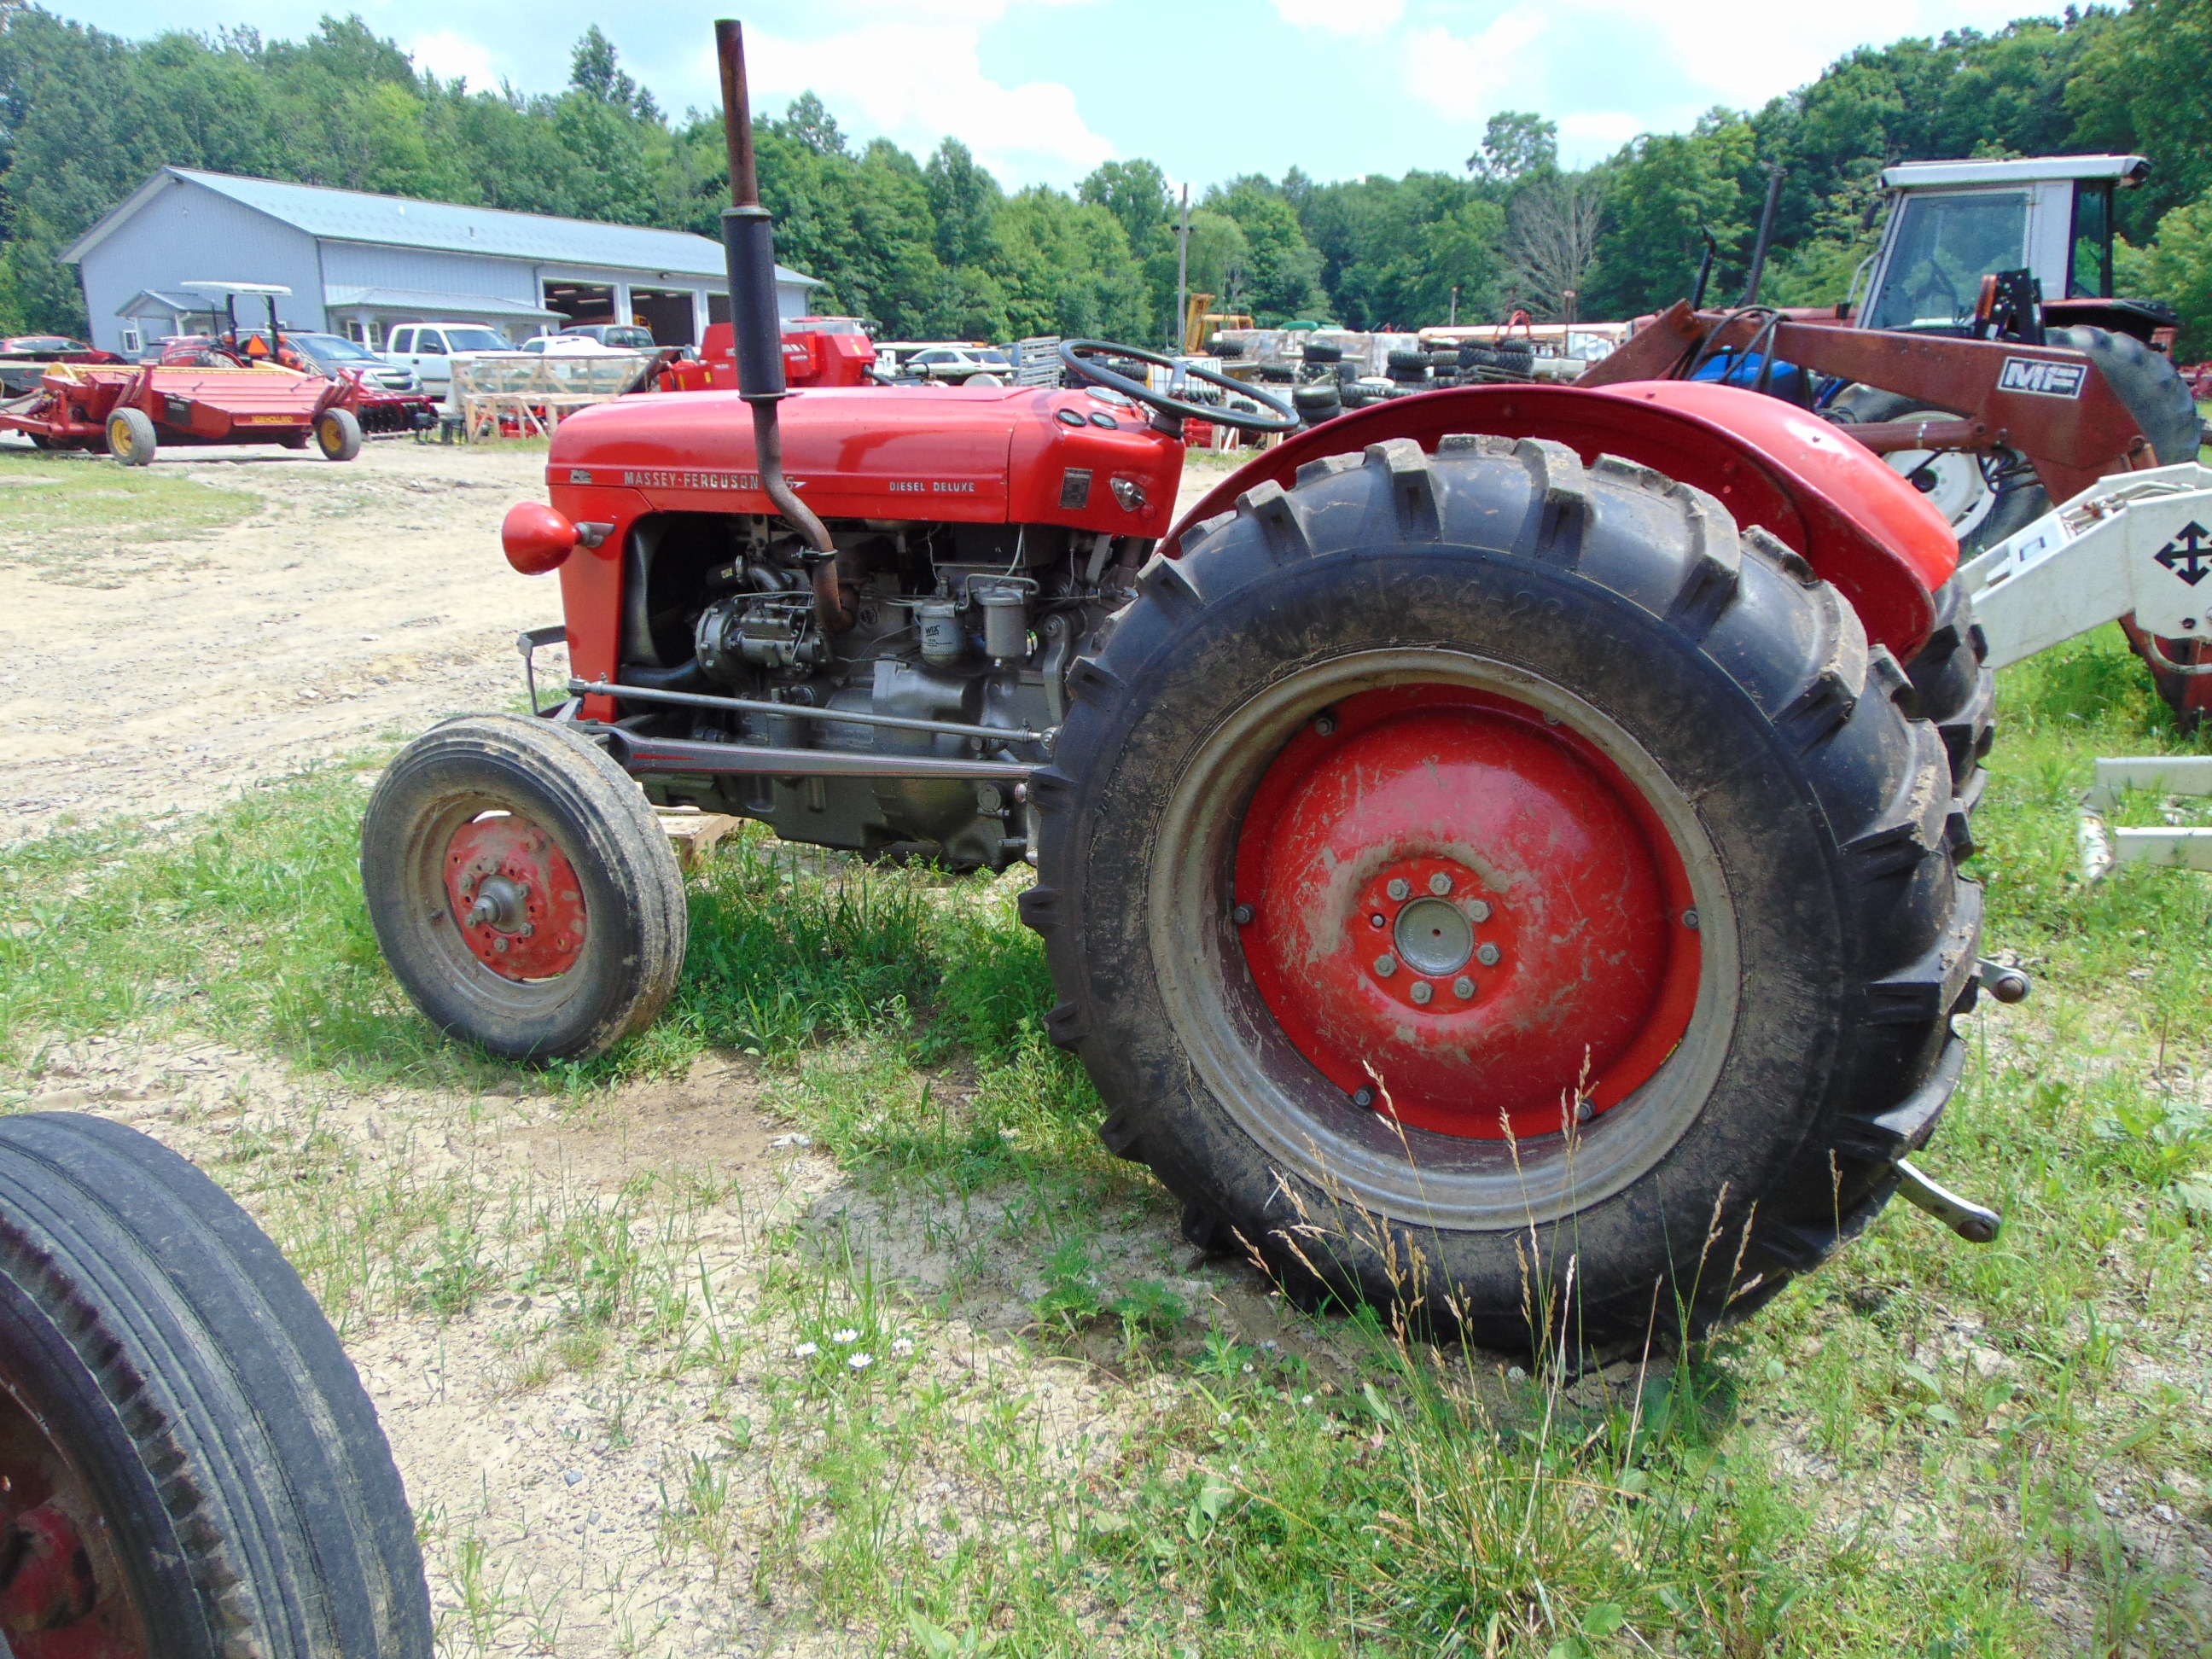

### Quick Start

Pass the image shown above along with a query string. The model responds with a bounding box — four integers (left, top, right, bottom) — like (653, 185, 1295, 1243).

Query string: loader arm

(1583, 301, 2156, 503)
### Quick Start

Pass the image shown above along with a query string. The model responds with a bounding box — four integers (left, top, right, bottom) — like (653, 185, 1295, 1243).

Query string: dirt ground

(0, 436, 565, 843)
(0, 436, 1243, 845)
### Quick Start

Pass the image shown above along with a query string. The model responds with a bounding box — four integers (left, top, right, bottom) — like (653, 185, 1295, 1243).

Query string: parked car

(905, 346, 1013, 385)
(550, 323, 657, 350)
(282, 331, 422, 393)
(0, 334, 119, 395)
(381, 323, 513, 394)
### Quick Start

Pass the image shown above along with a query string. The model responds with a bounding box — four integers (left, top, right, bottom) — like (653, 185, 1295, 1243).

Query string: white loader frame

(1959, 460, 2212, 877)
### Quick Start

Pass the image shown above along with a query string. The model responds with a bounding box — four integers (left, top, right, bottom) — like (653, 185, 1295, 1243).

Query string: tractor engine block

(610, 510, 1130, 870)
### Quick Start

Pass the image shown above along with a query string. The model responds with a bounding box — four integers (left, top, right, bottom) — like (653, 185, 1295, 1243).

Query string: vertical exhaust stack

(715, 19, 832, 560)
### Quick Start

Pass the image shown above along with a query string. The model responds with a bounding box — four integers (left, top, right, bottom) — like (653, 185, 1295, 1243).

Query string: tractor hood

(544, 385, 1184, 539)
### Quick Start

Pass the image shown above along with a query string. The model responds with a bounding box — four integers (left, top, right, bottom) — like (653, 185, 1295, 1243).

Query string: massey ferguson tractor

(355, 20, 2203, 1356)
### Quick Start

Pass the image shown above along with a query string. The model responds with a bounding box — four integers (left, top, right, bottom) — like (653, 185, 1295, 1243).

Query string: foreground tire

(363, 713, 688, 1062)
(0, 1113, 432, 1658)
(106, 407, 156, 467)
(1027, 436, 1981, 1354)
(314, 407, 363, 462)
(1902, 577, 1995, 851)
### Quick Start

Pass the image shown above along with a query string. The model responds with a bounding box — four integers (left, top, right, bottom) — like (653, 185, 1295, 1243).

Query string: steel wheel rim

(405, 795, 595, 1023)
(1147, 648, 1740, 1229)
(0, 1359, 154, 1656)
(1882, 410, 1997, 538)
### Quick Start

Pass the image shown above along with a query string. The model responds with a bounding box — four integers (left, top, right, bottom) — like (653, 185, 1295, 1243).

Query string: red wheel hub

(442, 814, 588, 981)
(1235, 686, 1700, 1138)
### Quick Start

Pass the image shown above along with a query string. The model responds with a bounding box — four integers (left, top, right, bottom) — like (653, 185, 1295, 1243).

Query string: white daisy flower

(833, 1328, 859, 1345)
(794, 1342, 818, 1358)
(849, 1353, 874, 1371)
(891, 1337, 914, 1355)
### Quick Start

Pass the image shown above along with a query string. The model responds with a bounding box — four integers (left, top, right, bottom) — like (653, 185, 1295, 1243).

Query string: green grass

(3, 622, 2210, 1654)
(0, 444, 259, 579)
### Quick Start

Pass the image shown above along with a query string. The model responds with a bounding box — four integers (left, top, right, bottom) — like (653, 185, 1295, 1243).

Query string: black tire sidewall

(1058, 544, 1860, 1340)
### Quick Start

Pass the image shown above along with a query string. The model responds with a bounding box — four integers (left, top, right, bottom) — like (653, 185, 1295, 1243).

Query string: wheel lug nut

(1386, 878, 1410, 901)
(1683, 908, 1701, 930)
(1314, 713, 1339, 736)
(1372, 954, 1397, 977)
(1352, 1086, 1375, 1109)
(1428, 872, 1452, 896)
(1453, 976, 1475, 999)
(1468, 899, 1492, 922)
(492, 936, 509, 952)
(1370, 913, 1387, 928)
(1231, 903, 1255, 926)
(1410, 981, 1433, 1005)
(1576, 1098, 1595, 1123)
(1476, 943, 1501, 967)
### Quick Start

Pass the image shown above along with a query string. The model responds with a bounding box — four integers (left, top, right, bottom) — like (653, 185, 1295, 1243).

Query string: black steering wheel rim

(1057, 339, 1299, 434)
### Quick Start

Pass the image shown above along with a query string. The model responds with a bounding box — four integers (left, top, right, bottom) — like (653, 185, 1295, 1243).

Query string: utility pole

(1175, 183, 1190, 354)
(1450, 285, 1459, 326)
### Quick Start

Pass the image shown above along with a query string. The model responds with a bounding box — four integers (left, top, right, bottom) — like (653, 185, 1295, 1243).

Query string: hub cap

(1236, 686, 1697, 1138)
(442, 813, 587, 980)
(1147, 649, 1738, 1227)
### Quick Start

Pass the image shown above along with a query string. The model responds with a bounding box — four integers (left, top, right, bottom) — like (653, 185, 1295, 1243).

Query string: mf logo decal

(2154, 521, 2212, 587)
(1997, 357, 2088, 399)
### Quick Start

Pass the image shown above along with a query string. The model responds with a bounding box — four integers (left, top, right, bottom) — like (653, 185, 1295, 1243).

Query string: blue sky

(55, 0, 2049, 192)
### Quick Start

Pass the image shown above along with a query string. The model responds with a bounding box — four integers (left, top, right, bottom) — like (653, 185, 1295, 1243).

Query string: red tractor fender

(1169, 380, 1959, 659)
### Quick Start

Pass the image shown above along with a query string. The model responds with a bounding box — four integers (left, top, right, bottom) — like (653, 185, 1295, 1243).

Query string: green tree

(1468, 111, 1557, 187)
(2140, 188, 2212, 357)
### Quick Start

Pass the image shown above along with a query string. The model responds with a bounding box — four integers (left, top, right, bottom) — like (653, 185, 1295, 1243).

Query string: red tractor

(363, 21, 2012, 1355)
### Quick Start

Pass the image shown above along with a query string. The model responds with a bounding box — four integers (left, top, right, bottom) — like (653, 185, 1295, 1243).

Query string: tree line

(2, 2, 2208, 353)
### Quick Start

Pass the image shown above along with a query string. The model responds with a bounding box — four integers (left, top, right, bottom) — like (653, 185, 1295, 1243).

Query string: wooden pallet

(655, 806, 744, 870)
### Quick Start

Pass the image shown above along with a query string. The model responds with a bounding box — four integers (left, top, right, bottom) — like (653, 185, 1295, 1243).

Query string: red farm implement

(0, 282, 373, 463)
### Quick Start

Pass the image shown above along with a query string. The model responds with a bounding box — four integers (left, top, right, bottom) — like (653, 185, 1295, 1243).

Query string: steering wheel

(1057, 340, 1298, 434)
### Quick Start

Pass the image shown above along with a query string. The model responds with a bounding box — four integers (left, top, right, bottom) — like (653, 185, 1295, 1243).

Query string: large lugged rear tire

(1025, 436, 1982, 1354)
(363, 713, 688, 1062)
(0, 1113, 432, 1658)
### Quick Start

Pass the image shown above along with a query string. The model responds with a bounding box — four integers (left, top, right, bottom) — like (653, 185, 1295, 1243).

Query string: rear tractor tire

(1026, 436, 1982, 1355)
(362, 713, 688, 1062)
(106, 407, 156, 467)
(315, 406, 363, 463)
(0, 1112, 432, 1658)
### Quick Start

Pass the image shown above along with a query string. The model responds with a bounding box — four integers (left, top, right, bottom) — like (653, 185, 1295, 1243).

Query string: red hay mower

(0, 285, 402, 464)
(353, 20, 2204, 1359)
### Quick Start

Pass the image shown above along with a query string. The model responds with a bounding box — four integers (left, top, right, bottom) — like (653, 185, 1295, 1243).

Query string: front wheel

(363, 713, 688, 1062)
(314, 406, 363, 462)
(1027, 436, 1982, 1353)
(106, 407, 156, 467)
(0, 1113, 432, 1657)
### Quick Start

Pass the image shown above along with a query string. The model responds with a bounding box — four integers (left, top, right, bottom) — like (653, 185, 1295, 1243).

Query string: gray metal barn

(64, 167, 822, 356)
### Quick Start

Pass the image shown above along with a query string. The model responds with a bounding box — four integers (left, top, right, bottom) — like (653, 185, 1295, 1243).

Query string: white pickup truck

(380, 323, 513, 396)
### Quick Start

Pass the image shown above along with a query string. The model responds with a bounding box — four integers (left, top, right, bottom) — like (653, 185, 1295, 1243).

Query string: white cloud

(1557, 108, 1645, 162)
(725, 17, 1117, 189)
(1272, 0, 1405, 37)
(407, 27, 507, 91)
(1400, 11, 1547, 121)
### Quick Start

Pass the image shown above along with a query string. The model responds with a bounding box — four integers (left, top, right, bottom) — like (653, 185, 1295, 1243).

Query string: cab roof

(1881, 154, 2149, 190)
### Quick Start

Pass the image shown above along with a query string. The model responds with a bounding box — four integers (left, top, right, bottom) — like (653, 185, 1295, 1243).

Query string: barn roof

(64, 168, 820, 288)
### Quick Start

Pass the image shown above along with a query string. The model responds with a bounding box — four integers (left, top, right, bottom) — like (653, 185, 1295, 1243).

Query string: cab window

(389, 329, 414, 354)
(418, 330, 449, 355)
(1866, 190, 2030, 330)
(2069, 180, 2115, 299)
